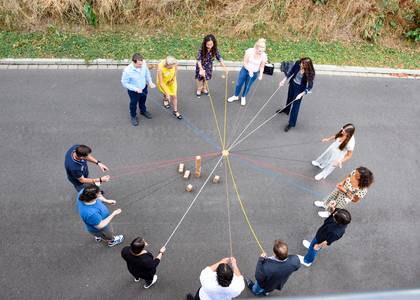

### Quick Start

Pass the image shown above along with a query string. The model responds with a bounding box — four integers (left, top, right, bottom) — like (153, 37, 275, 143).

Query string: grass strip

(0, 31, 418, 69)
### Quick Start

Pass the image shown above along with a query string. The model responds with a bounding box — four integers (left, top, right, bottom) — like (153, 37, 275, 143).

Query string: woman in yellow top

(157, 56, 182, 119)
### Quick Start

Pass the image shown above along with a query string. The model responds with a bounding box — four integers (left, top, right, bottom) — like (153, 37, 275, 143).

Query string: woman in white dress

(312, 123, 355, 181)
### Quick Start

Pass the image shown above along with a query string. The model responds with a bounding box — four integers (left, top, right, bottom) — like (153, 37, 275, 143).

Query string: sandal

(173, 111, 183, 120)
(163, 99, 171, 109)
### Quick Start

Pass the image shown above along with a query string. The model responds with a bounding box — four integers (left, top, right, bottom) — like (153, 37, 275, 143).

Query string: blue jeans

(127, 85, 148, 118)
(304, 238, 320, 264)
(234, 67, 258, 97)
(252, 281, 266, 295)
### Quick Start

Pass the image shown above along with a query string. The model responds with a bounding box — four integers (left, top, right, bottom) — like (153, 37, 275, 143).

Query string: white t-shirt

(199, 267, 245, 300)
(245, 48, 268, 72)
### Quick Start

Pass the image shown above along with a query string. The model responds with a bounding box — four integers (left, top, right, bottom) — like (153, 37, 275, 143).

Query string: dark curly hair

(356, 166, 374, 189)
(216, 263, 233, 287)
(200, 34, 218, 62)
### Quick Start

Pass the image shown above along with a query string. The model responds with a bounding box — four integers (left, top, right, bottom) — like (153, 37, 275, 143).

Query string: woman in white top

(186, 257, 245, 300)
(228, 38, 268, 106)
(312, 123, 355, 180)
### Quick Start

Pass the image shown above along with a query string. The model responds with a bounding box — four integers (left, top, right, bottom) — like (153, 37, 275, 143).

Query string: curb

(0, 58, 419, 79)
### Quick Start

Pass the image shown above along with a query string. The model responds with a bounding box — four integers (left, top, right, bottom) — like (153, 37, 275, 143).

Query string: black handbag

(263, 62, 274, 75)
(280, 61, 295, 76)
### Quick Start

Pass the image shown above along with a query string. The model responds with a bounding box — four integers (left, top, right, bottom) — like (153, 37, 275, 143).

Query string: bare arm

(322, 135, 336, 142)
(229, 257, 241, 276)
(314, 241, 328, 250)
(95, 209, 121, 230)
(243, 52, 252, 73)
(86, 154, 109, 172)
(341, 150, 353, 163)
(209, 258, 230, 271)
(157, 68, 170, 96)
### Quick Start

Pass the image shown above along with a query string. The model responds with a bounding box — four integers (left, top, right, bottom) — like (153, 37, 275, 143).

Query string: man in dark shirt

(121, 237, 166, 289)
(64, 144, 110, 192)
(245, 240, 300, 296)
(298, 208, 351, 267)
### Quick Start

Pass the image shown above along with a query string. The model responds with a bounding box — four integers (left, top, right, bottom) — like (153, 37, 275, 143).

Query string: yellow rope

(226, 156, 265, 253)
(204, 80, 224, 150)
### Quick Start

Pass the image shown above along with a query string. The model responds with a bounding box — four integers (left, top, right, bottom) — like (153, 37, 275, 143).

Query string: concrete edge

(0, 58, 419, 79)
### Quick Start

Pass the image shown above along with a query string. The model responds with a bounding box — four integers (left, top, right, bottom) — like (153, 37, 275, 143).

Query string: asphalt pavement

(0, 69, 419, 299)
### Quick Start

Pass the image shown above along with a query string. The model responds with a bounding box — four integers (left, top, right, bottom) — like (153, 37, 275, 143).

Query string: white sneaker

(297, 255, 312, 267)
(314, 173, 324, 181)
(144, 275, 157, 289)
(134, 278, 141, 283)
(228, 95, 239, 102)
(107, 234, 124, 247)
(314, 200, 326, 208)
(240, 97, 246, 106)
(318, 211, 330, 218)
(94, 236, 103, 242)
(311, 160, 321, 168)
(302, 240, 311, 249)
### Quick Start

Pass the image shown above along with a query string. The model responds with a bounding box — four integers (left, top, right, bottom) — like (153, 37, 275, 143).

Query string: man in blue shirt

(77, 184, 124, 247)
(245, 240, 300, 296)
(64, 144, 110, 192)
(121, 53, 156, 126)
(298, 208, 351, 267)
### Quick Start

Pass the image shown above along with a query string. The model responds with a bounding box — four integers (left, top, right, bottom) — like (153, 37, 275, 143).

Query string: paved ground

(0, 69, 419, 300)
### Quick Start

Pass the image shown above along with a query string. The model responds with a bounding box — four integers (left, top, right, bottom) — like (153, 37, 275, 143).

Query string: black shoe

(131, 117, 139, 126)
(284, 124, 291, 132)
(275, 108, 283, 114)
(186, 294, 194, 300)
(140, 111, 152, 119)
(244, 277, 254, 290)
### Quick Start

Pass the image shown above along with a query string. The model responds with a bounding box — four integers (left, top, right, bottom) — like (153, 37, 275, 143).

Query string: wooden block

(185, 184, 193, 192)
(183, 170, 191, 179)
(195, 155, 201, 177)
(212, 175, 220, 183)
(178, 163, 184, 174)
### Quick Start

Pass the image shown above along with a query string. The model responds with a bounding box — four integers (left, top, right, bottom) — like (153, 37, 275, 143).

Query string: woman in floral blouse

(314, 166, 374, 218)
(195, 34, 227, 97)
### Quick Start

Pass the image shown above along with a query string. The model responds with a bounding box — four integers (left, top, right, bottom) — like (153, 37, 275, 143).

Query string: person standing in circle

(121, 53, 156, 126)
(228, 38, 268, 106)
(157, 56, 182, 119)
(121, 237, 166, 289)
(312, 124, 355, 181)
(298, 209, 351, 267)
(314, 166, 374, 218)
(64, 144, 110, 192)
(77, 184, 124, 247)
(186, 257, 245, 300)
(195, 34, 227, 97)
(277, 57, 315, 132)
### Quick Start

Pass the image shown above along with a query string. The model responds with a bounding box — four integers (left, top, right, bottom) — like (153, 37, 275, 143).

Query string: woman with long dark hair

(314, 167, 374, 218)
(312, 124, 355, 180)
(277, 57, 315, 132)
(195, 34, 227, 97)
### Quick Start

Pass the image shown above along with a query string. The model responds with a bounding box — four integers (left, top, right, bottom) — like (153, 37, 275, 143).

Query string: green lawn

(0, 31, 418, 69)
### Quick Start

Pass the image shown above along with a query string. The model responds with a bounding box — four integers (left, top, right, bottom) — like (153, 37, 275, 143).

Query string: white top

(245, 48, 268, 72)
(337, 135, 355, 152)
(199, 267, 245, 300)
